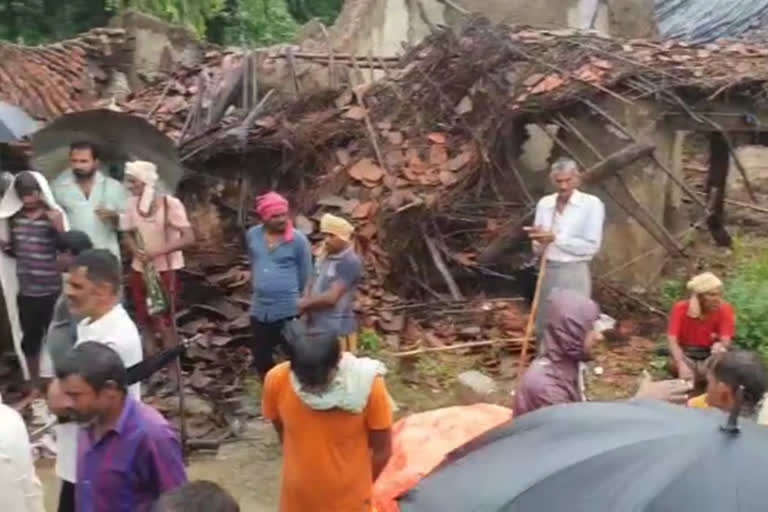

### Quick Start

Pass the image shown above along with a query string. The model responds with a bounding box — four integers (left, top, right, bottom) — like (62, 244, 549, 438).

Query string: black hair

(69, 141, 99, 159)
(290, 333, 341, 389)
(152, 481, 240, 512)
(56, 341, 127, 393)
(57, 230, 93, 255)
(13, 170, 40, 197)
(711, 349, 768, 410)
(71, 249, 120, 292)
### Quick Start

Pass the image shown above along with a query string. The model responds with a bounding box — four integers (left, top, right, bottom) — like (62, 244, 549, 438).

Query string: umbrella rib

(499, 430, 699, 510)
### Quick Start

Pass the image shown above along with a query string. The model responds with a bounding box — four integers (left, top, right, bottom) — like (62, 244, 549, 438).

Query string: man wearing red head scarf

(246, 192, 313, 380)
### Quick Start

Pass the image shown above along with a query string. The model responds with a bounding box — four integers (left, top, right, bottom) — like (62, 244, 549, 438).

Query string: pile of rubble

(99, 17, 768, 430)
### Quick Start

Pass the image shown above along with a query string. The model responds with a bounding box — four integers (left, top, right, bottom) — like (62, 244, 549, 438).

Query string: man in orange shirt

(667, 272, 735, 388)
(262, 334, 393, 512)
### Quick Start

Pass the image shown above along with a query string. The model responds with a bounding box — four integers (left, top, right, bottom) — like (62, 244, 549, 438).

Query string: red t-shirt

(667, 300, 736, 348)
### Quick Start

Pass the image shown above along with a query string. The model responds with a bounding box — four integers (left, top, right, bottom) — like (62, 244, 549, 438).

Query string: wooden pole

(392, 338, 526, 357)
(517, 255, 548, 377)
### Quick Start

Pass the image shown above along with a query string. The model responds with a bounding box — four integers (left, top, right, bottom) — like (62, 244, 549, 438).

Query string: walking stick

(516, 254, 549, 380)
(165, 274, 189, 462)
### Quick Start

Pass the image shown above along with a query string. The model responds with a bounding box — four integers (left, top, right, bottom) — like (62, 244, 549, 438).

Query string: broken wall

(110, 10, 208, 91)
(333, 0, 660, 59)
(517, 98, 684, 288)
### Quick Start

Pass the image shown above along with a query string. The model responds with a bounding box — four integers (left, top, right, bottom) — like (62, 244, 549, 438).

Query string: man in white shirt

(0, 394, 45, 512)
(526, 157, 605, 334)
(46, 248, 142, 512)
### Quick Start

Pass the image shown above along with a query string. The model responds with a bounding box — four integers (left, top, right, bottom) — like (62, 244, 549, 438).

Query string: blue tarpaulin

(657, 0, 768, 43)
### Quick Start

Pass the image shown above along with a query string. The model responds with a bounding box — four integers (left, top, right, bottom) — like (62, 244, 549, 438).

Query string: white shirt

(533, 189, 605, 263)
(55, 304, 143, 483)
(0, 396, 45, 512)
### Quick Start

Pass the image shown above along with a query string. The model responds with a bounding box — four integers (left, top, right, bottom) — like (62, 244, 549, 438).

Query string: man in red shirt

(667, 272, 735, 386)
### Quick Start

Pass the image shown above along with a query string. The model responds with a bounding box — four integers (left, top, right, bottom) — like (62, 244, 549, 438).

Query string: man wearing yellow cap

(667, 272, 735, 387)
(299, 214, 362, 353)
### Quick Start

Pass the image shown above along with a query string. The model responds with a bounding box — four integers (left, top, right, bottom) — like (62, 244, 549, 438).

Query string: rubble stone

(456, 370, 498, 404)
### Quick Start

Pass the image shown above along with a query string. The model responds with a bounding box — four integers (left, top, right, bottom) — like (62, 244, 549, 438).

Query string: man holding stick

(526, 157, 605, 335)
(121, 161, 194, 390)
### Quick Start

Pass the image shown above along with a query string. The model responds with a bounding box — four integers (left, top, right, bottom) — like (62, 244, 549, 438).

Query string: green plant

(724, 254, 768, 360)
(358, 328, 381, 352)
(659, 278, 685, 311)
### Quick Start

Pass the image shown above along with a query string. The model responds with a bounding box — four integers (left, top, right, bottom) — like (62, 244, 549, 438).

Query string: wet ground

(38, 420, 283, 512)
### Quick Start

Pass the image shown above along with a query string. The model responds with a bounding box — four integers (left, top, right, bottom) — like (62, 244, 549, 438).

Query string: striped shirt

(76, 397, 187, 512)
(11, 213, 61, 297)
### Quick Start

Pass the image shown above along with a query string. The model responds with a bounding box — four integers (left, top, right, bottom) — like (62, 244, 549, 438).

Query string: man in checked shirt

(57, 342, 187, 512)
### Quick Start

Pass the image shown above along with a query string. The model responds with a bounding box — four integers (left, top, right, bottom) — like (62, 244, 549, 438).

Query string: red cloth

(254, 191, 294, 241)
(129, 269, 179, 328)
(667, 300, 736, 348)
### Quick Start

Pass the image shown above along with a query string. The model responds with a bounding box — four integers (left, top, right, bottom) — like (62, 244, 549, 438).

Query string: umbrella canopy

(399, 400, 768, 512)
(30, 109, 182, 192)
(0, 102, 40, 143)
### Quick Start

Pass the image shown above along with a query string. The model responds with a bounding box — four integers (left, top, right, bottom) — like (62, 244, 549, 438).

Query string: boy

(2, 171, 66, 388)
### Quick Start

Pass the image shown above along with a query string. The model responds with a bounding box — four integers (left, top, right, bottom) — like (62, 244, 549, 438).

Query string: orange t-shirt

(262, 362, 394, 512)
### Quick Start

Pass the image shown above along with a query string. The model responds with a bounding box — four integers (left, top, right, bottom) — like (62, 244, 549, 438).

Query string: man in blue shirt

(300, 214, 363, 353)
(246, 192, 312, 380)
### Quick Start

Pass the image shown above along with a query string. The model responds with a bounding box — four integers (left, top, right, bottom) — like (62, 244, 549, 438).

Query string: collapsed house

(118, 18, 768, 317)
(4, 15, 768, 440)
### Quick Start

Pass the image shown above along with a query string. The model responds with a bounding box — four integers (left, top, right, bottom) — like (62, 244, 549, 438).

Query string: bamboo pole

(516, 256, 548, 376)
(392, 338, 526, 357)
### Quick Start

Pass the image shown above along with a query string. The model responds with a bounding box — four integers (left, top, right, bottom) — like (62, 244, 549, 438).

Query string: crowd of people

(0, 141, 765, 512)
(0, 140, 380, 512)
(515, 157, 768, 424)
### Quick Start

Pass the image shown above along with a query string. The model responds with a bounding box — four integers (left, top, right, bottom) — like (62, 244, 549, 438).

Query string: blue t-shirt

(246, 226, 313, 322)
(307, 248, 363, 337)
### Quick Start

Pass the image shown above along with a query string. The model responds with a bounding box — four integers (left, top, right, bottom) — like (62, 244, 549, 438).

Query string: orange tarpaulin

(373, 404, 514, 512)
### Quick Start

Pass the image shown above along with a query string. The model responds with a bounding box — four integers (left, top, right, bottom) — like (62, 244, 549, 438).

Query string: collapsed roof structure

(118, 17, 768, 290)
(5, 13, 768, 434)
(0, 28, 132, 121)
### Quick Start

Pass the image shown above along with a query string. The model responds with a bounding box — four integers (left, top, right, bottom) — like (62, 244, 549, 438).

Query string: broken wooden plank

(392, 337, 525, 357)
(706, 133, 733, 247)
(582, 99, 709, 212)
(424, 235, 464, 301)
(581, 143, 655, 184)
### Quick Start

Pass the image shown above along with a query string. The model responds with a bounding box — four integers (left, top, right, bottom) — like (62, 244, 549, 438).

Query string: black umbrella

(399, 400, 768, 512)
(30, 109, 182, 188)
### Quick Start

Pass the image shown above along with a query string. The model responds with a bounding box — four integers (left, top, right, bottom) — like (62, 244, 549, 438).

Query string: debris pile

(118, 18, 768, 362)
(116, 19, 764, 354)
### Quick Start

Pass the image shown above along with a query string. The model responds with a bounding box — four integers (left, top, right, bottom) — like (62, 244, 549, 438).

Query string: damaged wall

(258, 0, 659, 96)
(333, 0, 659, 59)
(110, 10, 208, 91)
(518, 98, 684, 288)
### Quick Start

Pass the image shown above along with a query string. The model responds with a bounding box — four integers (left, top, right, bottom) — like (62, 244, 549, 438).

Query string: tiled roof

(0, 28, 131, 121)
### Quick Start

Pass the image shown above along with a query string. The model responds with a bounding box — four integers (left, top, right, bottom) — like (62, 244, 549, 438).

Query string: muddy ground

(36, 335, 654, 511)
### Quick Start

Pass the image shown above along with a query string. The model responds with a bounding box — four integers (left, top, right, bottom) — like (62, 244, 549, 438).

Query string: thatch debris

(115, 16, 768, 358)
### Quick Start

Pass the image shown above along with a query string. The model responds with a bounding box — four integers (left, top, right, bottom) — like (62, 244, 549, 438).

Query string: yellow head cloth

(320, 213, 354, 242)
(686, 272, 723, 318)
